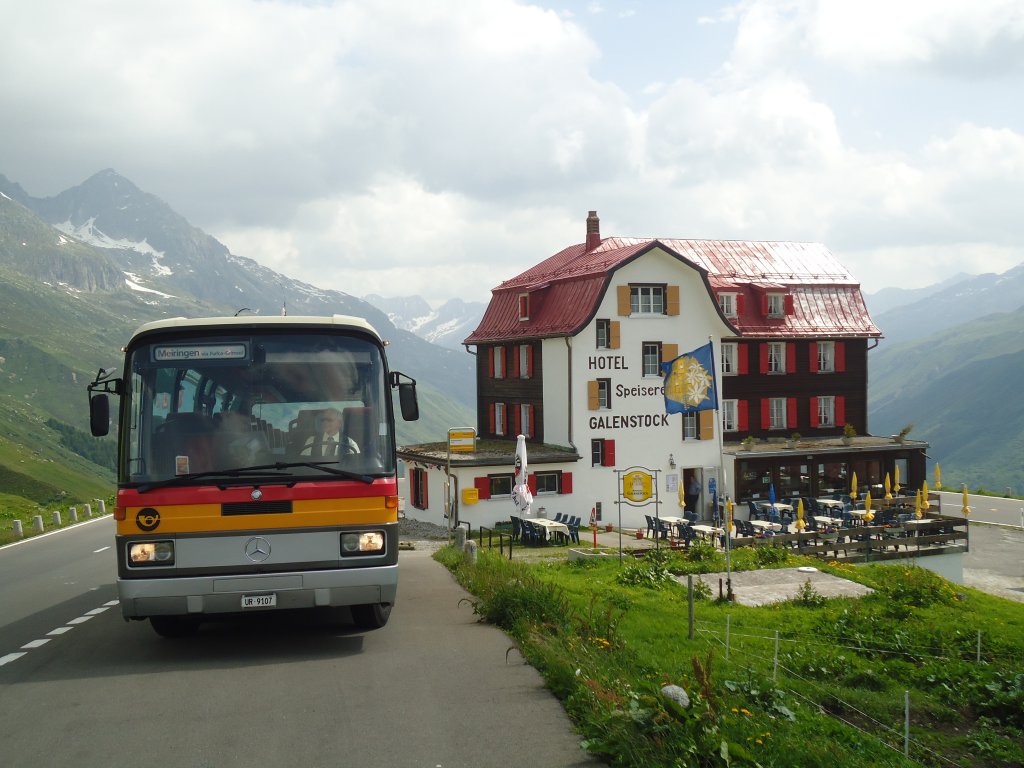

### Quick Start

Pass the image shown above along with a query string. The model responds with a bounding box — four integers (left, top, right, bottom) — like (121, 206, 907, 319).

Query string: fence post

(69, 507, 79, 524)
(773, 630, 780, 683)
(12, 520, 23, 538)
(97, 499, 107, 515)
(687, 575, 695, 640)
(83, 503, 92, 518)
(904, 690, 910, 757)
(52, 511, 63, 528)
(33, 515, 44, 533)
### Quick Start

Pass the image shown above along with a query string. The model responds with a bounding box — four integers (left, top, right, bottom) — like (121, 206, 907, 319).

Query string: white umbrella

(511, 434, 533, 516)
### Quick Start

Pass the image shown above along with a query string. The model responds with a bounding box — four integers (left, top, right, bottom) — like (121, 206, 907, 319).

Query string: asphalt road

(0, 518, 601, 768)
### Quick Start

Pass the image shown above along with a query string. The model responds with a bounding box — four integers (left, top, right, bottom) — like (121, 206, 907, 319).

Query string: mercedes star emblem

(245, 536, 271, 562)
(251, 488, 263, 501)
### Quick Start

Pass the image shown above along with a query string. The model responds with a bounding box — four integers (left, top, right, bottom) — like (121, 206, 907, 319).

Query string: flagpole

(709, 335, 733, 601)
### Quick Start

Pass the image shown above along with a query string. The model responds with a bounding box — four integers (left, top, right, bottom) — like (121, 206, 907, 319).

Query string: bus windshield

(122, 330, 394, 485)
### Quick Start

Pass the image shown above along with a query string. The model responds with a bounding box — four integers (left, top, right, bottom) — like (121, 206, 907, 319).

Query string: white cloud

(1, 0, 1021, 304)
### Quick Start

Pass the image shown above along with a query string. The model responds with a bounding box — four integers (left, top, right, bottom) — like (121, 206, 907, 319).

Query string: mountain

(0, 170, 476, 509)
(867, 263, 1024, 346)
(362, 293, 486, 350)
(869, 304, 1024, 493)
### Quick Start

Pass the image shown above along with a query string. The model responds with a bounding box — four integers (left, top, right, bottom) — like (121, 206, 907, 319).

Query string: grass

(436, 545, 1024, 767)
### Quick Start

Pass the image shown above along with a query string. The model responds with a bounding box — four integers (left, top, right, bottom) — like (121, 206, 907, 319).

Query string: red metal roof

(464, 236, 880, 344)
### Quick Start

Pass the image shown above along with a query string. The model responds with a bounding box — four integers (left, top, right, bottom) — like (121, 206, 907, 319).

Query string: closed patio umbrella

(922, 480, 930, 511)
(915, 489, 923, 519)
(769, 483, 778, 521)
(795, 498, 806, 530)
(511, 434, 533, 516)
(961, 484, 970, 517)
(935, 463, 941, 491)
(864, 490, 874, 523)
(851, 471, 858, 501)
(894, 465, 901, 495)
(884, 473, 892, 500)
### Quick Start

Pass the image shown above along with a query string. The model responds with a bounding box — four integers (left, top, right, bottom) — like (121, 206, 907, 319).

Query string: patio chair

(568, 515, 580, 544)
(684, 510, 697, 524)
(511, 515, 521, 542)
(747, 500, 762, 521)
(654, 517, 671, 540)
(644, 514, 656, 539)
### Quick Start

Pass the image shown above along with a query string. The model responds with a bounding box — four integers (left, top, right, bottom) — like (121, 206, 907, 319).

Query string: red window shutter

(560, 472, 572, 494)
(835, 342, 846, 372)
(421, 469, 428, 508)
(527, 405, 535, 437)
(809, 397, 819, 428)
(474, 476, 490, 500)
(512, 346, 521, 378)
(527, 474, 537, 495)
(786, 343, 795, 374)
(809, 342, 819, 373)
(760, 399, 770, 430)
(761, 295, 769, 316)
(736, 293, 746, 314)
(738, 344, 748, 374)
(489, 403, 496, 434)
(603, 440, 616, 466)
(737, 401, 749, 431)
(784, 294, 795, 315)
(488, 348, 495, 378)
(787, 398, 797, 429)
(836, 396, 846, 427)
(759, 344, 769, 374)
(526, 345, 534, 377)
(513, 406, 522, 436)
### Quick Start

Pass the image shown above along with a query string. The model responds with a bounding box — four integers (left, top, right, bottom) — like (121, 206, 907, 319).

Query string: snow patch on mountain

(55, 217, 173, 275)
(124, 272, 175, 298)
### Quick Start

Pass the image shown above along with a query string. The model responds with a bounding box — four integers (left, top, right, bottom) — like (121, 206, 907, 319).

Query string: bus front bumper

(117, 564, 398, 619)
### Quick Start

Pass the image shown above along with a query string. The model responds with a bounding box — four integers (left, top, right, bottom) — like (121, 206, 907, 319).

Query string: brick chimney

(585, 210, 601, 251)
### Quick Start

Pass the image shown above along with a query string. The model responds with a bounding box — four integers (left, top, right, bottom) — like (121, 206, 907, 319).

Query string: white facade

(403, 246, 736, 534)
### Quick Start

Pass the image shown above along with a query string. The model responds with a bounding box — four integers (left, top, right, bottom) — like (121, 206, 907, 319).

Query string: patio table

(750, 519, 781, 532)
(528, 517, 570, 543)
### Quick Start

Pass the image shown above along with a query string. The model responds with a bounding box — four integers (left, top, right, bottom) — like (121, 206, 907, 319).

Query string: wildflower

(740, 707, 752, 716)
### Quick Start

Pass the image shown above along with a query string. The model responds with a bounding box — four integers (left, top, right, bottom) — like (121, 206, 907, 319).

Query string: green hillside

(870, 306, 1024, 492)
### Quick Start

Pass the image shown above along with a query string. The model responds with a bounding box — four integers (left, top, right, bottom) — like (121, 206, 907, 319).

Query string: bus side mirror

(90, 394, 110, 437)
(398, 382, 419, 422)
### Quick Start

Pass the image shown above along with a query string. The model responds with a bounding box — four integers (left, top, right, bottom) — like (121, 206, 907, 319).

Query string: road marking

(3, 601, 114, 669)
(94, 546, 110, 553)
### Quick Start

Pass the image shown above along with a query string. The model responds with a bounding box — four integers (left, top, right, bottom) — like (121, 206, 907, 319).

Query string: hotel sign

(622, 470, 653, 503)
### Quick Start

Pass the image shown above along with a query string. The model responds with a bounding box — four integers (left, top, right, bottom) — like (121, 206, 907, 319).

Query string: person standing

(685, 473, 701, 515)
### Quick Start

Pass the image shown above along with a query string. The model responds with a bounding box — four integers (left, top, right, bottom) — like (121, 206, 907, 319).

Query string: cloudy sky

(3, 0, 1023, 306)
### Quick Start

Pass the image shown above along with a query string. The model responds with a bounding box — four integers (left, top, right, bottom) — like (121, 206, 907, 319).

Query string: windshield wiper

(136, 461, 375, 493)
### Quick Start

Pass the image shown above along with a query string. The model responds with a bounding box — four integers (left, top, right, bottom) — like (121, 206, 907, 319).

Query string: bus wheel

(351, 603, 391, 629)
(150, 616, 200, 638)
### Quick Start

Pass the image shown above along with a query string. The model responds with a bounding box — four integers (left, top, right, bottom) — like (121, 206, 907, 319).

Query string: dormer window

(518, 293, 530, 321)
(763, 292, 794, 317)
(718, 292, 737, 317)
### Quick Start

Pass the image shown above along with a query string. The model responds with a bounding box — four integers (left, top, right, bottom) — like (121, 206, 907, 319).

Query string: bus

(87, 314, 418, 637)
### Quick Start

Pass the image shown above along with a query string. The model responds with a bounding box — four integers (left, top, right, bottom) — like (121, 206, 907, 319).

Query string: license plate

(241, 593, 277, 609)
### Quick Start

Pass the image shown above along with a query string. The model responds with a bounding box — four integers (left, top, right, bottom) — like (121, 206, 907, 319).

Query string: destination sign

(153, 344, 248, 362)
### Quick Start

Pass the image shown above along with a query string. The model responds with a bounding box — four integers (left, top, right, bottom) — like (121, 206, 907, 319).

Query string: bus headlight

(128, 541, 175, 566)
(340, 531, 385, 556)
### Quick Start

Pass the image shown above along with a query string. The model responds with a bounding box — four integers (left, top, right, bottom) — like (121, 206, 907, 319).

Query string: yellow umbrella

(727, 498, 736, 536)
(851, 471, 858, 501)
(864, 490, 873, 523)
(894, 465, 901, 494)
(922, 480, 931, 511)
(961, 484, 970, 517)
(884, 473, 892, 500)
(915, 489, 923, 519)
(795, 497, 806, 530)
(935, 463, 942, 491)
